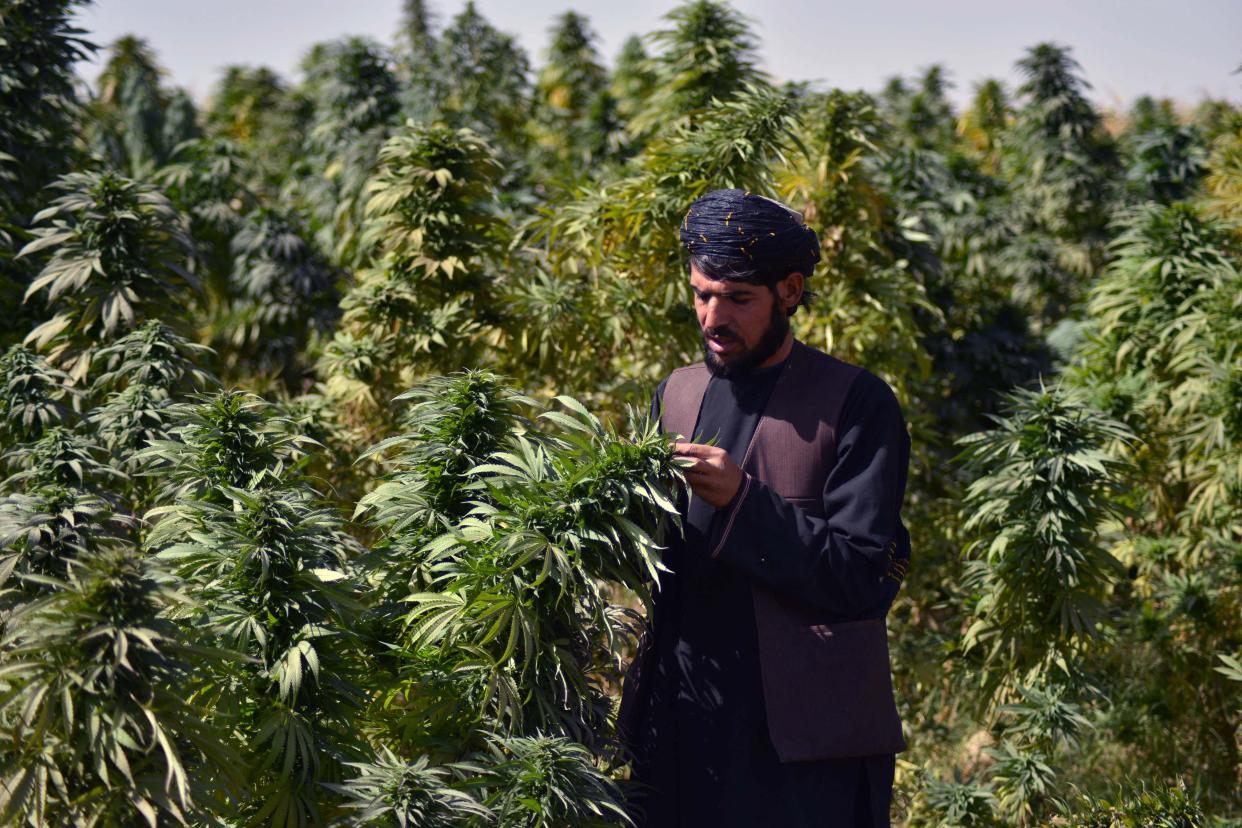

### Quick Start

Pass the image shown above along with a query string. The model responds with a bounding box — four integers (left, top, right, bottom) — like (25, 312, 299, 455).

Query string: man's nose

(701, 297, 730, 331)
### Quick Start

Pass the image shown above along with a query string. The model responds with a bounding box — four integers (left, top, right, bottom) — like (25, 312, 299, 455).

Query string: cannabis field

(0, 0, 1239, 824)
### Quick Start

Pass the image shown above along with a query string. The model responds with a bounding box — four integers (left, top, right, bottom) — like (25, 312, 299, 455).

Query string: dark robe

(628, 356, 907, 828)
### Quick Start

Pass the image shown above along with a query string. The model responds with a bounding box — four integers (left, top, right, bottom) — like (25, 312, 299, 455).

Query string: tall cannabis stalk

(0, 547, 240, 826)
(627, 0, 767, 139)
(958, 382, 1132, 697)
(297, 36, 401, 268)
(321, 123, 505, 426)
(220, 206, 341, 390)
(532, 12, 618, 177)
(143, 390, 365, 826)
(19, 171, 198, 382)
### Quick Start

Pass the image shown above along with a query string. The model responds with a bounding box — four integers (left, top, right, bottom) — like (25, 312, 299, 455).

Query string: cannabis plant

(19, 171, 198, 382)
(220, 206, 341, 390)
(152, 487, 365, 826)
(144, 391, 365, 826)
(355, 372, 679, 754)
(958, 382, 1133, 696)
(627, 0, 767, 138)
(87, 321, 216, 496)
(297, 36, 401, 268)
(434, 2, 533, 165)
(1075, 203, 1237, 527)
(326, 751, 492, 827)
(359, 372, 532, 537)
(0, 344, 76, 450)
(85, 36, 199, 175)
(532, 12, 618, 176)
(1000, 43, 1118, 280)
(477, 734, 632, 827)
(323, 123, 504, 423)
(908, 772, 997, 828)
(1123, 124, 1208, 205)
(138, 389, 312, 505)
(0, 0, 94, 251)
(395, 394, 679, 743)
(0, 546, 240, 826)
(155, 136, 257, 301)
(1060, 782, 1204, 827)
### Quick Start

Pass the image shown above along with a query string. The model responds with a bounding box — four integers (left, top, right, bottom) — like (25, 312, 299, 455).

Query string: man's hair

(688, 252, 816, 316)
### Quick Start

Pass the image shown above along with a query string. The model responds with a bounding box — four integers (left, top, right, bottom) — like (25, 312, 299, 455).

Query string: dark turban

(680, 189, 820, 280)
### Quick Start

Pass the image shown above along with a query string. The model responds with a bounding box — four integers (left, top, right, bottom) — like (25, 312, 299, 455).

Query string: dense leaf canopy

(0, 1, 1238, 825)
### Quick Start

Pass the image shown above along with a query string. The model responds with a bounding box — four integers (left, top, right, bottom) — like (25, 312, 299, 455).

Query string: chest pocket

(743, 410, 835, 509)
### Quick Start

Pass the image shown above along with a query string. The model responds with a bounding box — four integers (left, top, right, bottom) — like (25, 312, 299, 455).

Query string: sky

(73, 0, 1242, 112)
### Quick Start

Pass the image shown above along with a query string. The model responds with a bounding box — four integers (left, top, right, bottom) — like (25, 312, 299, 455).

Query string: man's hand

(672, 441, 744, 509)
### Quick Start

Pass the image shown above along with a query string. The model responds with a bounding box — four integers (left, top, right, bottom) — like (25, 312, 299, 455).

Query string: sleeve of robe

(708, 370, 912, 619)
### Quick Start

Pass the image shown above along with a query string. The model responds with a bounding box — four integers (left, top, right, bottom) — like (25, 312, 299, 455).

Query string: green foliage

(359, 372, 532, 533)
(87, 321, 216, 491)
(1055, 199, 1241, 801)
(0, 546, 240, 826)
(610, 36, 656, 143)
(880, 65, 959, 151)
(909, 772, 997, 827)
(435, 2, 532, 162)
(0, 0, 94, 296)
(1061, 782, 1204, 827)
(959, 79, 1012, 166)
(629, 0, 766, 139)
(479, 734, 632, 827)
(87, 35, 200, 175)
(532, 12, 618, 176)
(958, 382, 1133, 696)
(0, 344, 76, 447)
(983, 740, 1056, 825)
(359, 373, 681, 750)
(156, 136, 257, 300)
(298, 36, 401, 268)
(0, 484, 127, 597)
(1124, 124, 1208, 205)
(324, 123, 504, 424)
(780, 89, 935, 405)
(1076, 203, 1238, 527)
(138, 389, 311, 503)
(327, 751, 492, 827)
(221, 206, 341, 390)
(3, 4, 1241, 822)
(145, 390, 366, 826)
(19, 171, 198, 382)
(3, 424, 116, 492)
(1001, 43, 1118, 292)
(203, 65, 301, 190)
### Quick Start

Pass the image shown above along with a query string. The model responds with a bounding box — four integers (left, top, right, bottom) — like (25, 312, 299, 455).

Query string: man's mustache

(703, 327, 738, 342)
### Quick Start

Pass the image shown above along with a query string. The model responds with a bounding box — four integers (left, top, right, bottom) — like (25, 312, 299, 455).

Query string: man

(619, 189, 911, 827)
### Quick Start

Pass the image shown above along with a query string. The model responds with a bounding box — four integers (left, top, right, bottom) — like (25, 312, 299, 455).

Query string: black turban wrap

(680, 188, 820, 279)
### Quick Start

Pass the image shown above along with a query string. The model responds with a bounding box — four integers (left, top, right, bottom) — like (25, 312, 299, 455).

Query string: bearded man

(619, 189, 911, 827)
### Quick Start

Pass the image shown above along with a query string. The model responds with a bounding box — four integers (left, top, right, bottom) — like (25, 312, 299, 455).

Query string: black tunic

(628, 357, 907, 828)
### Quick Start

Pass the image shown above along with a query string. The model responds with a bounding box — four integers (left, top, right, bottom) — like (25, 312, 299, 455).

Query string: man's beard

(703, 299, 790, 379)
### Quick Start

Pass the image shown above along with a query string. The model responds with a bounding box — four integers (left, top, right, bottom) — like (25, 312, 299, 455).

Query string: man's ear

(777, 272, 805, 313)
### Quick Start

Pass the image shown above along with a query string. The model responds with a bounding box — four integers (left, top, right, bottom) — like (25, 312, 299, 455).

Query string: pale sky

(74, 0, 1242, 111)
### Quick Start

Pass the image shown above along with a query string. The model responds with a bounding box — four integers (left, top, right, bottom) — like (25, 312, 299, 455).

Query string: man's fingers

(672, 441, 715, 457)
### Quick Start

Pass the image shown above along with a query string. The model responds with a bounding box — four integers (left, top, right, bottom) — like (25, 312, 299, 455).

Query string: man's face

(690, 265, 790, 378)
